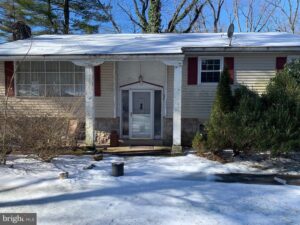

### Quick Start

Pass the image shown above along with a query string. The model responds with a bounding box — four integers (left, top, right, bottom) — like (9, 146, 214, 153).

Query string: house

(0, 32, 299, 153)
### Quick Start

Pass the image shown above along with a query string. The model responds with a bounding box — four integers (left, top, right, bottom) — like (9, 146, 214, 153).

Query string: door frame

(129, 90, 154, 139)
(119, 82, 163, 140)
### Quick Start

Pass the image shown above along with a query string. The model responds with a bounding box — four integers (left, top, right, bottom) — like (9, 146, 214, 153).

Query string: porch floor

(102, 145, 171, 156)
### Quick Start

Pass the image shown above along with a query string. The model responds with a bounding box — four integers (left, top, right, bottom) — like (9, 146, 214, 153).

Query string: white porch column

(72, 59, 104, 147)
(163, 60, 183, 153)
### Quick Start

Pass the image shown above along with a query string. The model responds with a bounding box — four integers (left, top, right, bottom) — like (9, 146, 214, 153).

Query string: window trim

(15, 61, 85, 97)
(198, 56, 224, 85)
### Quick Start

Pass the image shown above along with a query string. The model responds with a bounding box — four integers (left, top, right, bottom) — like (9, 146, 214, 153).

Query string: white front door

(129, 90, 153, 139)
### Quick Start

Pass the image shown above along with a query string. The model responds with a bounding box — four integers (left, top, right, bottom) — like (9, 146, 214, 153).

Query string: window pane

(132, 92, 151, 114)
(201, 72, 207, 82)
(46, 85, 60, 96)
(60, 73, 74, 84)
(75, 85, 85, 96)
(201, 58, 221, 83)
(154, 90, 162, 137)
(31, 61, 44, 72)
(201, 72, 220, 83)
(17, 85, 31, 96)
(75, 65, 84, 72)
(16, 61, 85, 97)
(61, 85, 75, 96)
(31, 73, 45, 84)
(17, 62, 30, 72)
(31, 84, 45, 96)
(17, 73, 30, 84)
(60, 61, 74, 72)
(75, 73, 84, 84)
(46, 61, 59, 72)
(214, 65, 220, 70)
(122, 90, 129, 136)
(46, 73, 59, 84)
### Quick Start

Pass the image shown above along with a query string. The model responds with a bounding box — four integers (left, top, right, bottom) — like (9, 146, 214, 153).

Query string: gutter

(0, 53, 184, 61)
(182, 46, 300, 53)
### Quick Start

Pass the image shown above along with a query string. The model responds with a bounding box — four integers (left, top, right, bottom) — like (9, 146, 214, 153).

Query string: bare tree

(208, 0, 225, 32)
(233, 0, 278, 32)
(97, 0, 122, 33)
(118, 0, 208, 33)
(270, 0, 300, 33)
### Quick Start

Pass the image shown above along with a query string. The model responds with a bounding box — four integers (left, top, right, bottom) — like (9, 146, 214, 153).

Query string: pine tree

(0, 0, 111, 40)
(215, 68, 233, 113)
(147, 0, 162, 33)
(0, 0, 26, 40)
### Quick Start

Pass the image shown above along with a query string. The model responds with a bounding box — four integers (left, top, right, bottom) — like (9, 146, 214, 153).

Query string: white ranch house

(0, 32, 300, 151)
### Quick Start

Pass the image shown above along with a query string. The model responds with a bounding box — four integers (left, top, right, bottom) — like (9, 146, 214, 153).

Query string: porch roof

(0, 32, 300, 57)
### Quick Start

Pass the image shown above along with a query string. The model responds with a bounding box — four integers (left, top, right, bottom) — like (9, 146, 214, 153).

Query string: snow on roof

(0, 32, 300, 56)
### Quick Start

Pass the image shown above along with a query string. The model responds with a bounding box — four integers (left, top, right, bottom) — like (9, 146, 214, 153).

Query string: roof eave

(0, 53, 185, 61)
(182, 46, 300, 53)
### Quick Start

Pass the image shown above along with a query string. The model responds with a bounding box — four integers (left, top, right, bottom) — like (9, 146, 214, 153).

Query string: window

(16, 61, 85, 97)
(199, 57, 223, 83)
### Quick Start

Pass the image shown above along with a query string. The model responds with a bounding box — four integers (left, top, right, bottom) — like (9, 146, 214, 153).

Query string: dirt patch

(215, 173, 300, 186)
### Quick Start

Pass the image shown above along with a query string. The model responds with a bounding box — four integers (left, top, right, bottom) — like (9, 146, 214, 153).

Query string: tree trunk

(148, 0, 161, 33)
(63, 0, 70, 34)
(47, 0, 58, 33)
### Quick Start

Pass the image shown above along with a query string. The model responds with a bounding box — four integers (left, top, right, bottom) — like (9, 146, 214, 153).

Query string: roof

(0, 32, 300, 56)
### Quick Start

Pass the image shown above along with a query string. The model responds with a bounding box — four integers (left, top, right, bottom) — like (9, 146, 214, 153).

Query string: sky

(1, 0, 298, 43)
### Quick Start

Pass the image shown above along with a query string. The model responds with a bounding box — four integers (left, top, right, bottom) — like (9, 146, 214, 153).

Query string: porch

(71, 55, 185, 153)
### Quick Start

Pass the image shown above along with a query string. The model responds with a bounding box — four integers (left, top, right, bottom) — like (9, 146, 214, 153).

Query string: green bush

(206, 68, 234, 153)
(284, 59, 300, 84)
(256, 68, 300, 155)
(192, 131, 206, 154)
(205, 61, 300, 156)
(215, 68, 233, 113)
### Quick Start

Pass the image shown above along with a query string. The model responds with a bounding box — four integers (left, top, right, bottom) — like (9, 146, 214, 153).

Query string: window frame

(197, 56, 224, 84)
(15, 61, 85, 97)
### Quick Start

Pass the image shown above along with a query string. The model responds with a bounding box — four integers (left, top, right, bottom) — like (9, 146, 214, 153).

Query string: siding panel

(182, 54, 277, 120)
(95, 62, 114, 118)
(235, 55, 276, 94)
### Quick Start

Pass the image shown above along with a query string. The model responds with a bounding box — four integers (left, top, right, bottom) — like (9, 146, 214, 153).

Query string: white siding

(180, 54, 278, 120)
(182, 57, 217, 119)
(117, 61, 166, 86)
(116, 61, 167, 117)
(95, 62, 114, 118)
(235, 55, 276, 94)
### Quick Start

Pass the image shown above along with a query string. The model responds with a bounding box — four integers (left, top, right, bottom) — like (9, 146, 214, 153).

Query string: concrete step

(120, 139, 164, 146)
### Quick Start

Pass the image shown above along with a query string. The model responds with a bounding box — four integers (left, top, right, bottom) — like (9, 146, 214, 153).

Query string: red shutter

(276, 57, 287, 71)
(187, 57, 198, 85)
(5, 61, 15, 97)
(224, 57, 234, 84)
(94, 65, 101, 96)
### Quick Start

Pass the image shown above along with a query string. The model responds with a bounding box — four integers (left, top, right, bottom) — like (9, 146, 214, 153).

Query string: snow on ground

(0, 154, 299, 225)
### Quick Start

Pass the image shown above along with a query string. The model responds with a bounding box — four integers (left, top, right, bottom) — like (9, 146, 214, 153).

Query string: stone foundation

(163, 118, 205, 146)
(94, 117, 204, 146)
(95, 118, 120, 145)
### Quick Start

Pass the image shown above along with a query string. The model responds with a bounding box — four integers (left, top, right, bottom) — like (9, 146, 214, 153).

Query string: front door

(129, 90, 153, 139)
